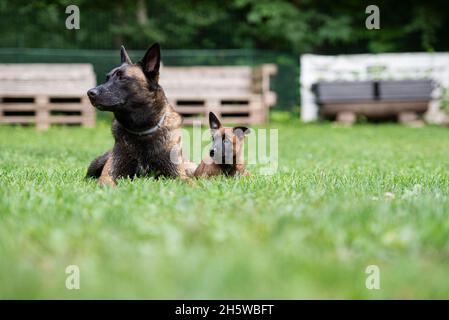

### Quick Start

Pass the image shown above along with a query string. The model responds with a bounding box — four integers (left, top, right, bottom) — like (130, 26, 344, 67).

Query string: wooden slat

(161, 66, 253, 75)
(163, 90, 254, 99)
(181, 116, 254, 125)
(174, 106, 251, 114)
(0, 104, 89, 112)
(168, 94, 258, 101)
(218, 117, 252, 124)
(163, 78, 251, 87)
(182, 118, 204, 125)
(218, 106, 251, 113)
(0, 104, 37, 111)
(0, 116, 36, 123)
(174, 107, 206, 113)
(47, 104, 90, 111)
(49, 116, 85, 123)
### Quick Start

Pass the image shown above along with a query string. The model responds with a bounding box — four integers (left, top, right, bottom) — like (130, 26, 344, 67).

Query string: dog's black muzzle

(87, 86, 124, 111)
(87, 88, 101, 108)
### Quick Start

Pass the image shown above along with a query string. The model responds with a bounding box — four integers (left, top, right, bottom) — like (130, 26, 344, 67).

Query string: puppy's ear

(233, 126, 251, 138)
(140, 43, 161, 76)
(120, 46, 132, 65)
(209, 112, 222, 130)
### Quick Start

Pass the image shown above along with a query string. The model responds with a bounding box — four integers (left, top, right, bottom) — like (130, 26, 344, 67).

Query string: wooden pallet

(168, 95, 263, 125)
(0, 64, 96, 130)
(161, 64, 277, 125)
(0, 95, 95, 130)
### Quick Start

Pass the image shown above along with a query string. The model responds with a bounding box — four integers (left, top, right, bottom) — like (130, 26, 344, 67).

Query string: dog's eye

(116, 71, 123, 79)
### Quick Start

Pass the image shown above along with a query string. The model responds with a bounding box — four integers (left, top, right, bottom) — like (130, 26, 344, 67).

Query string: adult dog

(86, 43, 193, 185)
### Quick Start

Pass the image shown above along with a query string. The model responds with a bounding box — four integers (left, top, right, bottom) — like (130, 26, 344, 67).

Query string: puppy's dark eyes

(116, 70, 123, 79)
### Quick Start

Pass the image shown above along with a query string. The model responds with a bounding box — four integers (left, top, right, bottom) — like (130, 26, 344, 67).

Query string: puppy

(86, 43, 191, 185)
(194, 112, 250, 177)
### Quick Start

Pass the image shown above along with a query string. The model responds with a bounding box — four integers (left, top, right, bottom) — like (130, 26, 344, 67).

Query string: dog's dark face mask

(87, 44, 161, 112)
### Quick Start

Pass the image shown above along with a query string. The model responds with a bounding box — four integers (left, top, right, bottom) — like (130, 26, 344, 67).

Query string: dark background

(1, 0, 448, 109)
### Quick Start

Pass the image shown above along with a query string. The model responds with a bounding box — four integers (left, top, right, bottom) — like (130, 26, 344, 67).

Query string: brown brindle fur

(96, 104, 189, 185)
(194, 112, 250, 178)
(86, 44, 194, 185)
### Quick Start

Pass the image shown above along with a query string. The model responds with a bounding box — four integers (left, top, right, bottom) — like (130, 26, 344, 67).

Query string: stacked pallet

(160, 64, 277, 125)
(0, 64, 96, 130)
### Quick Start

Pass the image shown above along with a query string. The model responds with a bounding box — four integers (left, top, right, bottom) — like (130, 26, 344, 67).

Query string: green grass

(1, 118, 449, 299)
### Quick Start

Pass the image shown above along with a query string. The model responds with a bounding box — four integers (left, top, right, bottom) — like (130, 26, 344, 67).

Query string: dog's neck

(114, 89, 167, 132)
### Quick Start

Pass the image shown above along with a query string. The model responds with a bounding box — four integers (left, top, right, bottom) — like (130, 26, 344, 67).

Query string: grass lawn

(1, 116, 449, 299)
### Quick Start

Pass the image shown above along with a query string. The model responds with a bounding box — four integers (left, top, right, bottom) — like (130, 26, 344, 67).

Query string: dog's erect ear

(233, 126, 251, 138)
(120, 46, 132, 65)
(209, 112, 222, 130)
(140, 43, 161, 76)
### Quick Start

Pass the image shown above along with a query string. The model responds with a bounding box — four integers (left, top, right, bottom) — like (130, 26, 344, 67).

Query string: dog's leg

(98, 147, 138, 186)
(86, 151, 111, 179)
(183, 160, 198, 178)
(236, 164, 250, 177)
(167, 136, 195, 184)
(98, 155, 116, 186)
(178, 164, 191, 181)
(177, 164, 196, 186)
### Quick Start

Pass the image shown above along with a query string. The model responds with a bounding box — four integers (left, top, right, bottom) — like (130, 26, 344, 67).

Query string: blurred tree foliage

(0, 0, 448, 53)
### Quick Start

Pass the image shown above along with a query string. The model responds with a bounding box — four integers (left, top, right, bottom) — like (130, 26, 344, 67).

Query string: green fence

(0, 48, 299, 109)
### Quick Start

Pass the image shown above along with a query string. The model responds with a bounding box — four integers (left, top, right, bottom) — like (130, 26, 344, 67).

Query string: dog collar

(120, 112, 167, 136)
